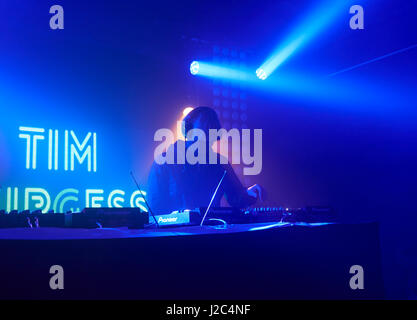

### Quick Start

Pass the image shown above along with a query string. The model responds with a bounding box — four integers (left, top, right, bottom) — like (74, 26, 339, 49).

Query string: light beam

(257, 0, 348, 79)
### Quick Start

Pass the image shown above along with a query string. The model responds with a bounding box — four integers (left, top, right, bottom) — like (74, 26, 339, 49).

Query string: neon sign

(4, 187, 148, 213)
(0, 126, 147, 213)
(18, 126, 97, 172)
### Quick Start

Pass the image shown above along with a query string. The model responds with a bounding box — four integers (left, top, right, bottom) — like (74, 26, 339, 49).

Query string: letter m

(69, 131, 97, 172)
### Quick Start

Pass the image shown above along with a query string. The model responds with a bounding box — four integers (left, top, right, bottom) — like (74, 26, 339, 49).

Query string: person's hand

(247, 184, 265, 202)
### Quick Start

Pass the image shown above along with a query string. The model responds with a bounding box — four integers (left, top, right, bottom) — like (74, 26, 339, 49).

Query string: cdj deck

(151, 206, 337, 227)
(0, 206, 337, 229)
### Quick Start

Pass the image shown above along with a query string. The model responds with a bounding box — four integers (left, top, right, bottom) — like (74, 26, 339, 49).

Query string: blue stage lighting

(190, 61, 200, 75)
(246, 69, 417, 118)
(188, 61, 254, 82)
(256, 68, 267, 80)
(258, 0, 347, 78)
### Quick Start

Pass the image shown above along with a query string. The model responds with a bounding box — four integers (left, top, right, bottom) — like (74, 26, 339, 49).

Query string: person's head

(182, 106, 221, 140)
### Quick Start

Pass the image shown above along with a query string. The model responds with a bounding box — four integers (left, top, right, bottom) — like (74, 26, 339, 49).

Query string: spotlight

(256, 68, 267, 80)
(182, 107, 194, 116)
(188, 61, 252, 82)
(256, 0, 346, 78)
(190, 61, 199, 75)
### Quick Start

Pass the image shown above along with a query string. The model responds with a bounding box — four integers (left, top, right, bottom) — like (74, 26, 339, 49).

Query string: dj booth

(0, 222, 383, 299)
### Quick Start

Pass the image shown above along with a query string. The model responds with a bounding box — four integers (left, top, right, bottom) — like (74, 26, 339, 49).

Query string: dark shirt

(147, 140, 255, 214)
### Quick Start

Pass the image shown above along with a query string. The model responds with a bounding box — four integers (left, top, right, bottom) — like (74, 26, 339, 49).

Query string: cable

(130, 171, 159, 228)
(200, 170, 227, 227)
(207, 218, 228, 229)
(327, 43, 417, 77)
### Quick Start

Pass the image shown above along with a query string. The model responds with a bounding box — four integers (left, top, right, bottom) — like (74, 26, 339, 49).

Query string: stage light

(188, 61, 254, 82)
(182, 107, 194, 116)
(257, 0, 346, 78)
(256, 68, 267, 80)
(190, 61, 199, 75)
(186, 60, 414, 114)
